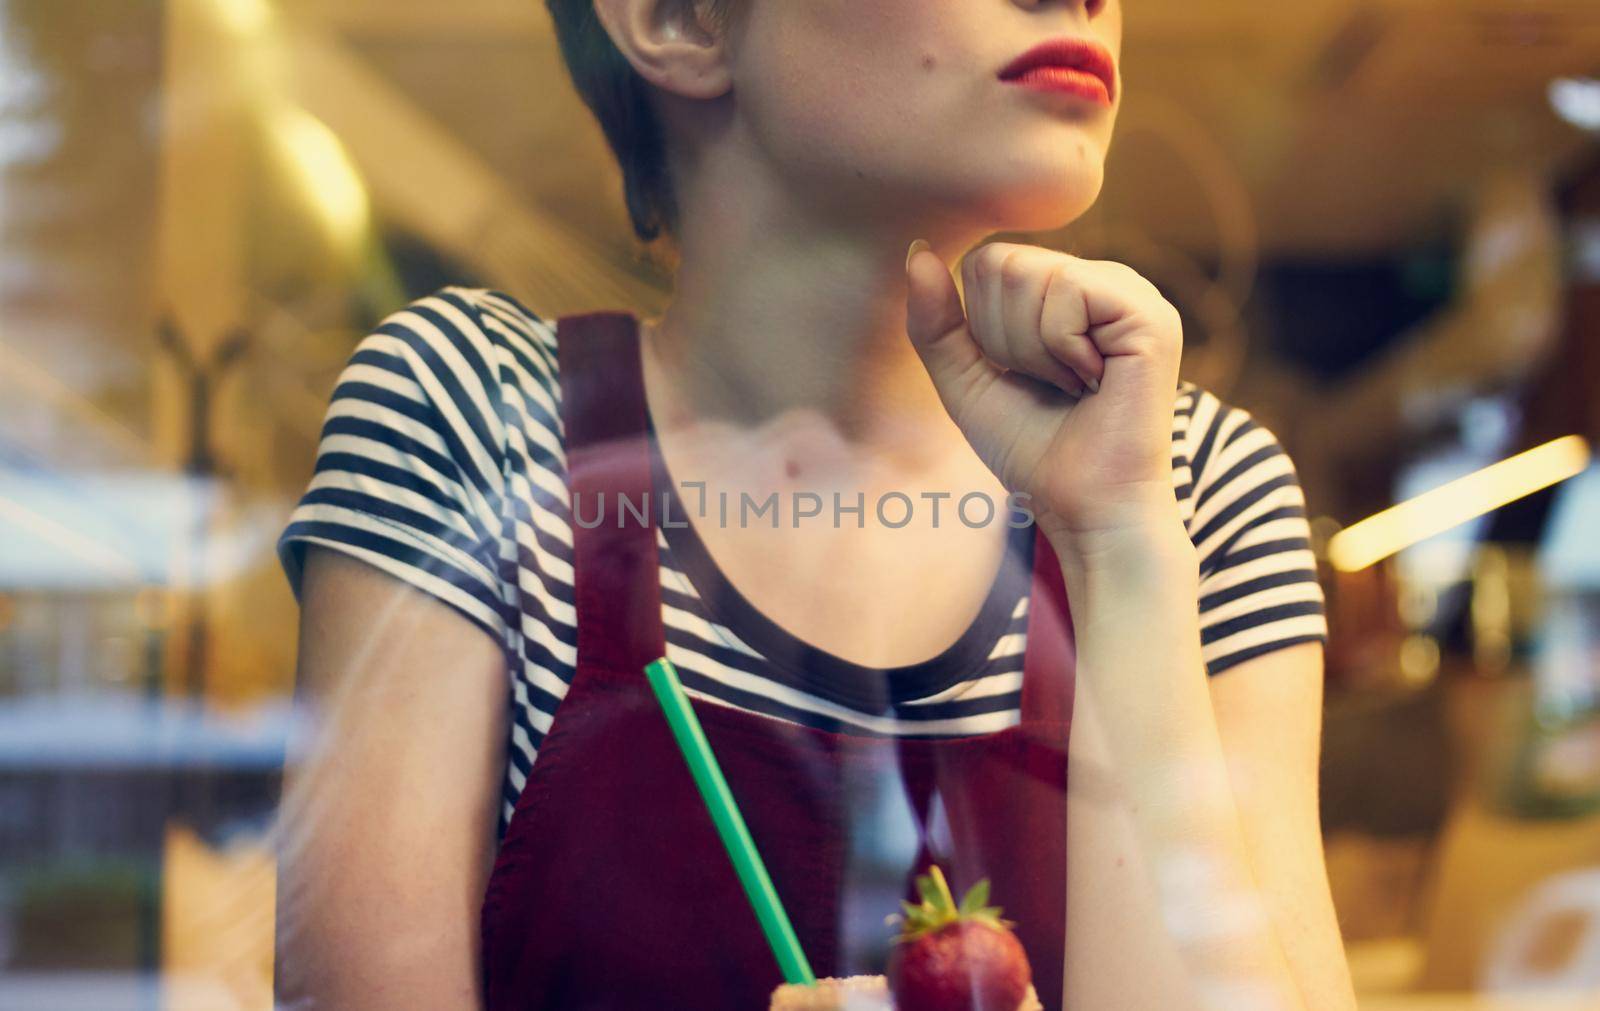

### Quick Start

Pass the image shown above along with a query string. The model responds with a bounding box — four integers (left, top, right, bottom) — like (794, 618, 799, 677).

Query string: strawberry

(885, 865, 1033, 1011)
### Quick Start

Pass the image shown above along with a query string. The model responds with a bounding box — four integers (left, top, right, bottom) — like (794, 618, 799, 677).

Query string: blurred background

(0, 0, 1598, 1007)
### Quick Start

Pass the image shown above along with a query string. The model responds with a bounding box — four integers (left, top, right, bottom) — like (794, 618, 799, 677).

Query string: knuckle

(1124, 336, 1162, 360)
(1103, 259, 1143, 284)
(964, 250, 985, 281)
(1048, 263, 1078, 293)
(977, 243, 1009, 277)
(1132, 322, 1180, 357)
(1000, 251, 1031, 290)
(1139, 276, 1170, 305)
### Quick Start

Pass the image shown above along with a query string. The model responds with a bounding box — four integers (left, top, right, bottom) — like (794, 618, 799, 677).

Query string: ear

(592, 0, 734, 101)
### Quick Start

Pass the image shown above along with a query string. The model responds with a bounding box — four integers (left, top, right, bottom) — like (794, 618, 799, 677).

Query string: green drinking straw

(643, 657, 817, 986)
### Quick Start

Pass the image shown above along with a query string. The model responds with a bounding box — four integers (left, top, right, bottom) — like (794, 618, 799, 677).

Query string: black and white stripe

(1184, 389, 1329, 674)
(277, 286, 1329, 833)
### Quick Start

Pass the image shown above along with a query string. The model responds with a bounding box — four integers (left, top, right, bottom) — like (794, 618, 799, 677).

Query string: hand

(905, 239, 1185, 545)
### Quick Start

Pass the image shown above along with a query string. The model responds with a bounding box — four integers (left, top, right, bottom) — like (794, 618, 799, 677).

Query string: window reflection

(1, 1, 1598, 1008)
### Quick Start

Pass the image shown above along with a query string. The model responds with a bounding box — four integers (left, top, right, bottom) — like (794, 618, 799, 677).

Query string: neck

(642, 156, 989, 475)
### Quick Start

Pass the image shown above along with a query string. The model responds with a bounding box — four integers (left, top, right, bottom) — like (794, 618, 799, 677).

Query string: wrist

(1046, 513, 1198, 587)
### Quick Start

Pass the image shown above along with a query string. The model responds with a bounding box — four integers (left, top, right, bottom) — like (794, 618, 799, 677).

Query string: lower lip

(1001, 66, 1112, 106)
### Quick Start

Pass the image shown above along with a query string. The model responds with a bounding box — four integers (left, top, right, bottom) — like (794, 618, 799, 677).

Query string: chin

(977, 168, 1105, 235)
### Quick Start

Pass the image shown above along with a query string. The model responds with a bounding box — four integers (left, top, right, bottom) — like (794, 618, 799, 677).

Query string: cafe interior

(0, 0, 1598, 1007)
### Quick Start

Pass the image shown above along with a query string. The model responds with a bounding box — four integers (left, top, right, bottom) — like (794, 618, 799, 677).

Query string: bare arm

(1059, 515, 1316, 1011)
(901, 238, 1349, 1007)
(274, 545, 508, 1010)
(1210, 641, 1358, 1011)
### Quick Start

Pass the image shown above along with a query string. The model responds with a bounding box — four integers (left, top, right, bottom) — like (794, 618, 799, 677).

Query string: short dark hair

(544, 0, 737, 245)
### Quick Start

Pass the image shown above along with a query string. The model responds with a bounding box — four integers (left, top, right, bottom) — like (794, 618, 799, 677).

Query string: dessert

(768, 866, 1042, 1011)
(768, 976, 1042, 1011)
(768, 975, 897, 1010)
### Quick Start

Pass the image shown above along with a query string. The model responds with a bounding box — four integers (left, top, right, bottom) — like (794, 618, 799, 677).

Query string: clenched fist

(905, 239, 1185, 546)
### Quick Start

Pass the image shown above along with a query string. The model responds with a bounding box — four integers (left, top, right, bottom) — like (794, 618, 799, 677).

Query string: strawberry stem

(893, 865, 1013, 943)
(928, 865, 956, 912)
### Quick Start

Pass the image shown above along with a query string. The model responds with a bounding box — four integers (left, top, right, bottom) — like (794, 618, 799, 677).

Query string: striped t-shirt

(276, 286, 1330, 834)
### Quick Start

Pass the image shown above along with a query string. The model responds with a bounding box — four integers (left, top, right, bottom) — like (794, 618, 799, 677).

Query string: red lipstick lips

(997, 36, 1117, 106)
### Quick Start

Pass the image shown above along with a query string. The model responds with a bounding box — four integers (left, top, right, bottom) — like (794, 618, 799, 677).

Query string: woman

(273, 1, 1357, 1008)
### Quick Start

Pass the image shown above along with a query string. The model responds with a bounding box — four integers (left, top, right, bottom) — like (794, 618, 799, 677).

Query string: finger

(1073, 258, 1176, 351)
(1040, 261, 1107, 391)
(999, 246, 1089, 395)
(905, 240, 1003, 416)
(963, 243, 1015, 369)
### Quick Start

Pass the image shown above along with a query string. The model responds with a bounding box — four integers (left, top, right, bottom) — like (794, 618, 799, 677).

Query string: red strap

(1020, 529, 1076, 726)
(557, 311, 666, 674)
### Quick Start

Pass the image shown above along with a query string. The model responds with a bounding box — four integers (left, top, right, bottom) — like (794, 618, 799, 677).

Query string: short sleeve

(276, 287, 513, 645)
(1185, 391, 1329, 677)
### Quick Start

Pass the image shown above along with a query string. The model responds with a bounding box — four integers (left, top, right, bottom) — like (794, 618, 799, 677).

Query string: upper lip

(997, 36, 1117, 101)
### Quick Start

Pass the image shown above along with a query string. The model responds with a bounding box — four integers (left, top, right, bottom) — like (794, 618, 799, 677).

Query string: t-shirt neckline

(642, 404, 1035, 713)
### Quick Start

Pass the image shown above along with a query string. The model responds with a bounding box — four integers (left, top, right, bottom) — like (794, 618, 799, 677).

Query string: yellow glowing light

(1399, 633, 1441, 686)
(269, 105, 371, 252)
(209, 0, 274, 38)
(1328, 435, 1591, 572)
